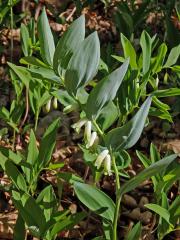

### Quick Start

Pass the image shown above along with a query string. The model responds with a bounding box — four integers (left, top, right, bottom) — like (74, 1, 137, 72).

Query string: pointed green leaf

(5, 160, 27, 192)
(74, 182, 115, 222)
(37, 8, 55, 65)
(86, 59, 129, 119)
(125, 222, 142, 240)
(150, 143, 160, 163)
(37, 118, 60, 170)
(12, 190, 46, 235)
(36, 185, 57, 223)
(152, 43, 167, 74)
(152, 88, 180, 98)
(53, 15, 85, 76)
(23, 130, 39, 183)
(20, 23, 30, 57)
(20, 56, 48, 68)
(145, 203, 171, 225)
(7, 62, 31, 87)
(140, 30, 152, 74)
(163, 44, 180, 68)
(50, 212, 86, 238)
(65, 32, 100, 95)
(121, 33, 137, 69)
(105, 97, 152, 151)
(13, 214, 26, 240)
(120, 154, 177, 196)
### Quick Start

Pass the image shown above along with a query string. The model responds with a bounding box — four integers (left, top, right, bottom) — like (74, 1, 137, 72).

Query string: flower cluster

(72, 119, 112, 175)
(72, 119, 98, 148)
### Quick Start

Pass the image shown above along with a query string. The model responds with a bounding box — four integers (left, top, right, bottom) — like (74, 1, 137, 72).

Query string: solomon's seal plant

(0, 7, 180, 240)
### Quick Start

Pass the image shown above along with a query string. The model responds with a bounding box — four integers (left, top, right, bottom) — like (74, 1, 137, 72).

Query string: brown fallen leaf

(163, 139, 180, 156)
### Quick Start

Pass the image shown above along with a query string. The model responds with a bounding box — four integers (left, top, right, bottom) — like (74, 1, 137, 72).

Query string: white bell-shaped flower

(104, 154, 112, 176)
(84, 121, 92, 142)
(86, 131, 97, 148)
(95, 149, 109, 169)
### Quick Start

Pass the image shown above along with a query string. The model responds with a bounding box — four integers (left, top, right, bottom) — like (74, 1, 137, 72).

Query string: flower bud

(71, 118, 87, 133)
(53, 97, 58, 109)
(63, 105, 73, 114)
(84, 121, 92, 142)
(155, 76, 159, 88)
(63, 104, 78, 114)
(45, 99, 51, 113)
(86, 131, 97, 148)
(104, 154, 112, 176)
(95, 149, 109, 169)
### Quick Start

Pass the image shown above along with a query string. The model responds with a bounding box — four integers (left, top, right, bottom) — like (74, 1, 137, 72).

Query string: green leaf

(120, 154, 177, 196)
(65, 32, 100, 95)
(20, 56, 48, 68)
(50, 212, 86, 238)
(52, 89, 77, 107)
(145, 203, 171, 225)
(7, 62, 31, 87)
(152, 97, 170, 111)
(125, 222, 142, 240)
(163, 44, 180, 68)
(136, 150, 151, 168)
(97, 101, 118, 131)
(0, 146, 22, 164)
(86, 59, 129, 119)
(74, 182, 115, 222)
(152, 88, 180, 98)
(149, 107, 172, 123)
(13, 214, 26, 240)
(37, 7, 55, 65)
(150, 143, 160, 163)
(58, 172, 83, 184)
(169, 195, 180, 224)
(20, 23, 30, 57)
(140, 30, 152, 74)
(24, 130, 39, 183)
(37, 118, 60, 170)
(0, 107, 10, 120)
(92, 237, 104, 240)
(105, 97, 152, 151)
(28, 67, 60, 84)
(53, 15, 85, 76)
(152, 43, 167, 74)
(5, 160, 27, 192)
(12, 190, 46, 235)
(121, 33, 137, 69)
(162, 161, 180, 193)
(36, 185, 57, 222)
(46, 162, 64, 170)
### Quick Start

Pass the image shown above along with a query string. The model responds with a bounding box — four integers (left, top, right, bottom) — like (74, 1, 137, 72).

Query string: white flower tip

(94, 149, 109, 169)
(104, 154, 112, 176)
(86, 131, 97, 148)
(85, 121, 92, 141)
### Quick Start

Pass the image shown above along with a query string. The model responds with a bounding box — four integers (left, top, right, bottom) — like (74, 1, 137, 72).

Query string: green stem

(10, 2, 14, 62)
(34, 111, 39, 132)
(111, 154, 121, 240)
(92, 119, 103, 137)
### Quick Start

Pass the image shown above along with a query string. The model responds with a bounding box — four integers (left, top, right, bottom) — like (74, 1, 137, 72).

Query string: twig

(83, 166, 90, 181)
(66, 7, 76, 22)
(19, 86, 29, 129)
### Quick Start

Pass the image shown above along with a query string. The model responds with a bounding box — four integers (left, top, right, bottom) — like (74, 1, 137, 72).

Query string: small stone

(140, 211, 153, 225)
(139, 196, 149, 210)
(122, 194, 138, 208)
(129, 208, 141, 220)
